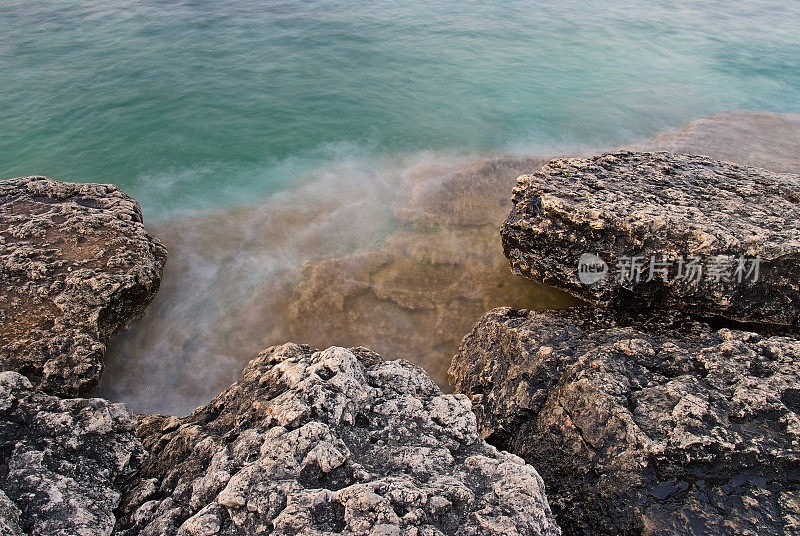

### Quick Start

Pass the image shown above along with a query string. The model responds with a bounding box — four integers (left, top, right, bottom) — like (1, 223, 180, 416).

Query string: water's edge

(95, 111, 800, 415)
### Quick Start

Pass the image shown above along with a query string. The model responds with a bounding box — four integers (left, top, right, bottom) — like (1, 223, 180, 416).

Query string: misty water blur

(95, 152, 577, 415)
(95, 111, 800, 415)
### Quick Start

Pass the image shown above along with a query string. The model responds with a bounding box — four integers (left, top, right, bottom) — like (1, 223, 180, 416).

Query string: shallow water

(93, 111, 800, 416)
(96, 155, 580, 414)
(3, 2, 800, 414)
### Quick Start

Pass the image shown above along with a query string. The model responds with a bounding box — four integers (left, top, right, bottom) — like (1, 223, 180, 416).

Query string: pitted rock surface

(0, 177, 167, 396)
(116, 343, 560, 536)
(450, 308, 800, 535)
(0, 490, 23, 536)
(501, 152, 800, 330)
(0, 371, 145, 536)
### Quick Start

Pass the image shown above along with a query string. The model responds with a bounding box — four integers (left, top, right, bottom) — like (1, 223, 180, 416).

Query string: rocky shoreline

(0, 176, 561, 535)
(454, 149, 800, 534)
(1, 113, 800, 534)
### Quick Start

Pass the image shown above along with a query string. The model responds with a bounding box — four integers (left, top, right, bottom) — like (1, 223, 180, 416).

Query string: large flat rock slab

(0, 177, 167, 396)
(116, 343, 561, 536)
(501, 151, 800, 330)
(451, 307, 800, 535)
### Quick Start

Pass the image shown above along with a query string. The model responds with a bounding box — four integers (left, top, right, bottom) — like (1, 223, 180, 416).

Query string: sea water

(2, 1, 800, 414)
(2, 0, 799, 220)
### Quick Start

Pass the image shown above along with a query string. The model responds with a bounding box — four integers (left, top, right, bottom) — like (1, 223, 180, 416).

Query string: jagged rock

(116, 343, 561, 536)
(450, 307, 800, 535)
(501, 152, 800, 330)
(0, 371, 145, 536)
(0, 490, 23, 536)
(0, 177, 167, 396)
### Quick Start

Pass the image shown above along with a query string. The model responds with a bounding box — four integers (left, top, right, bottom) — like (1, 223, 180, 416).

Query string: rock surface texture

(116, 343, 561, 536)
(451, 308, 800, 536)
(502, 152, 800, 330)
(0, 371, 145, 536)
(0, 177, 167, 396)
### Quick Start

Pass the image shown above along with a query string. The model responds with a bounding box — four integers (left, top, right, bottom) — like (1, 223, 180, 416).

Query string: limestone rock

(116, 343, 561, 536)
(0, 371, 145, 536)
(501, 152, 800, 330)
(0, 177, 167, 396)
(0, 490, 23, 536)
(451, 308, 800, 535)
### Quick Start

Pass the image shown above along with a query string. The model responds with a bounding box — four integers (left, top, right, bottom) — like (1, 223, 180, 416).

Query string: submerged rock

(116, 343, 561, 536)
(501, 151, 800, 330)
(0, 177, 167, 396)
(451, 307, 800, 535)
(635, 111, 800, 174)
(0, 371, 145, 536)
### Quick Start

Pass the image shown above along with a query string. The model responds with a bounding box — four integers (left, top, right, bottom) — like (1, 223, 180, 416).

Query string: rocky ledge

(116, 343, 559, 535)
(0, 177, 167, 396)
(451, 307, 800, 535)
(0, 343, 561, 535)
(502, 151, 800, 330)
(0, 371, 145, 536)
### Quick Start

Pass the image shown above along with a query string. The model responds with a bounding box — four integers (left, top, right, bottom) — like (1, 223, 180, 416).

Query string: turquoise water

(2, 0, 799, 220)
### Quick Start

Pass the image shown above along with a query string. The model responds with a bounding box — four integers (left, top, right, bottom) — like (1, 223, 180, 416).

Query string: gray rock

(0, 177, 167, 396)
(0, 371, 145, 536)
(501, 152, 800, 330)
(0, 490, 23, 536)
(116, 343, 561, 536)
(450, 307, 800, 535)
